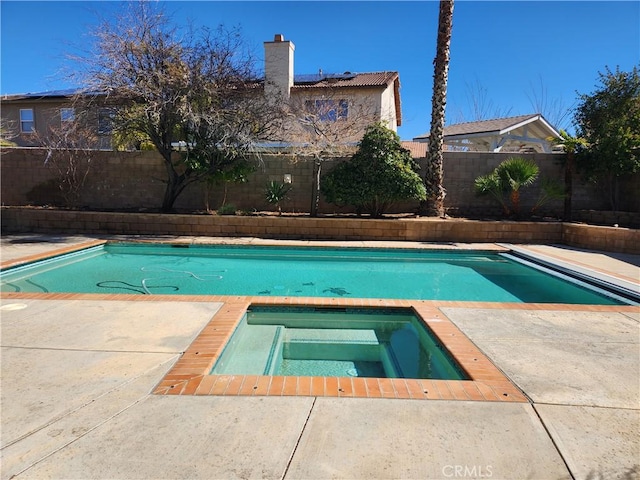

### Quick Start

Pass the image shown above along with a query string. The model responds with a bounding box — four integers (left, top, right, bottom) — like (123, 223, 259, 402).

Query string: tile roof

(401, 141, 427, 158)
(292, 71, 399, 89)
(292, 71, 401, 126)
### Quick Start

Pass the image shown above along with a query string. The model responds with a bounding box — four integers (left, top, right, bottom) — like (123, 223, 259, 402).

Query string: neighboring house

(1, 34, 401, 150)
(0, 89, 114, 149)
(413, 114, 561, 153)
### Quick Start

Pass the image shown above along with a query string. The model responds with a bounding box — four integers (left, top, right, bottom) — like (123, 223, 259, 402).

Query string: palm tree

(423, 0, 454, 217)
(475, 157, 540, 217)
(494, 157, 539, 216)
(548, 130, 587, 221)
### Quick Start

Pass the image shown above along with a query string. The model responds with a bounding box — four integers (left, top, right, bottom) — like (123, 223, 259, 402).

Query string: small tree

(0, 118, 18, 148)
(322, 123, 426, 217)
(474, 157, 539, 217)
(265, 180, 291, 215)
(34, 112, 98, 207)
(283, 86, 379, 217)
(548, 129, 588, 221)
(574, 66, 640, 210)
(204, 160, 255, 212)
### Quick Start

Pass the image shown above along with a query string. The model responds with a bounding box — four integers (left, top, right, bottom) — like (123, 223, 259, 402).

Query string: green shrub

(475, 157, 539, 216)
(475, 157, 565, 217)
(217, 203, 237, 215)
(321, 123, 426, 217)
(265, 181, 291, 215)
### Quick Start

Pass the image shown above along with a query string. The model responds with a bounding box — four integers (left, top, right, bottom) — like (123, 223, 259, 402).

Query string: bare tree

(463, 78, 513, 122)
(0, 118, 18, 149)
(527, 76, 572, 131)
(283, 88, 378, 216)
(72, 1, 282, 212)
(33, 109, 98, 207)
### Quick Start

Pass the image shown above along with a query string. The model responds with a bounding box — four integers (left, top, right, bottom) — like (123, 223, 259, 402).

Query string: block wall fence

(2, 148, 638, 222)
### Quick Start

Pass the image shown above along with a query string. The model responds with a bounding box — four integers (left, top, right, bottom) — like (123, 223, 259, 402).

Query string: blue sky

(1, 1, 639, 140)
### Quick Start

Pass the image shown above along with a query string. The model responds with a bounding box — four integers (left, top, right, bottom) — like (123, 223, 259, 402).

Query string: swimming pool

(0, 243, 631, 304)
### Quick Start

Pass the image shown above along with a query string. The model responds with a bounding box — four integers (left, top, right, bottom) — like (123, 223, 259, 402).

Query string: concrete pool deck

(0, 234, 638, 480)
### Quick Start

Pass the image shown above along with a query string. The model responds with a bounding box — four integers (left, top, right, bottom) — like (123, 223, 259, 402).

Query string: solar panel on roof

(294, 72, 357, 84)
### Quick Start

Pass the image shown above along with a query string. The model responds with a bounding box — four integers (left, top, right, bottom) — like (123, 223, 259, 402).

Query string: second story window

(98, 108, 115, 135)
(20, 108, 34, 133)
(60, 108, 75, 124)
(305, 99, 348, 122)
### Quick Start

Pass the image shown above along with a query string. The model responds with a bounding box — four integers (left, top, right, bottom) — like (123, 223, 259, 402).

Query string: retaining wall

(2, 207, 638, 254)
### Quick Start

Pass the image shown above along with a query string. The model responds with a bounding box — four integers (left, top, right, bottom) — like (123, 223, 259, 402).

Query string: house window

(60, 108, 75, 123)
(305, 99, 348, 122)
(20, 109, 34, 133)
(97, 108, 115, 134)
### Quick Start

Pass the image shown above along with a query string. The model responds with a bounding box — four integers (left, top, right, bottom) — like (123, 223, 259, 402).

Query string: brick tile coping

(2, 239, 637, 402)
(155, 297, 529, 401)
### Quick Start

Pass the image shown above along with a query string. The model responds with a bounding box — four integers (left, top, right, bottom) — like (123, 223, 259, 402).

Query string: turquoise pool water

(210, 306, 469, 380)
(0, 243, 627, 304)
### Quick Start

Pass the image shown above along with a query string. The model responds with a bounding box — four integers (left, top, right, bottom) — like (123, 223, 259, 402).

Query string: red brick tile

(351, 378, 368, 397)
(446, 381, 470, 400)
(392, 379, 411, 399)
(378, 378, 396, 398)
(417, 380, 440, 399)
(282, 376, 299, 396)
(474, 382, 501, 401)
(252, 376, 272, 396)
(238, 375, 259, 395)
(364, 378, 382, 398)
(297, 376, 312, 396)
(268, 376, 285, 395)
(223, 375, 245, 395)
(338, 377, 354, 397)
(195, 375, 217, 395)
(210, 375, 232, 395)
(432, 380, 453, 399)
(460, 381, 486, 401)
(310, 377, 325, 396)
(405, 380, 428, 399)
(325, 377, 339, 396)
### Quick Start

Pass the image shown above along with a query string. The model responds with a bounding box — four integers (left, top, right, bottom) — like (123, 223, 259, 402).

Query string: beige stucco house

(1, 34, 401, 150)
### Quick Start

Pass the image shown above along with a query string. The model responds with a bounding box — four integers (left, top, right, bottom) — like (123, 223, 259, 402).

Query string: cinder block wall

(3, 207, 639, 254)
(1, 148, 637, 217)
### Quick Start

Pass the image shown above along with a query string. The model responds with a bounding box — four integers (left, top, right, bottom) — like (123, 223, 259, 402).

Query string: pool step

(282, 328, 382, 364)
(284, 327, 380, 345)
(211, 323, 282, 375)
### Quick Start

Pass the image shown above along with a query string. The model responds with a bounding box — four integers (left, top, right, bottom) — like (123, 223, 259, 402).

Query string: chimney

(264, 34, 295, 100)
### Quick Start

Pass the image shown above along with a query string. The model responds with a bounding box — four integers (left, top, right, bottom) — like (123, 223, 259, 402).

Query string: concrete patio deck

(1, 234, 638, 480)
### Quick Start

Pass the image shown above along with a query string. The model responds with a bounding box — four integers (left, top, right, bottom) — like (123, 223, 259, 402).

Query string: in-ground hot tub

(210, 305, 469, 380)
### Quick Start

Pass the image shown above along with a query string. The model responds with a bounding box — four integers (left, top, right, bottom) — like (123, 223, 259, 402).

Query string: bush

(321, 123, 426, 217)
(217, 203, 237, 215)
(265, 181, 291, 215)
(475, 156, 564, 217)
(574, 66, 640, 210)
